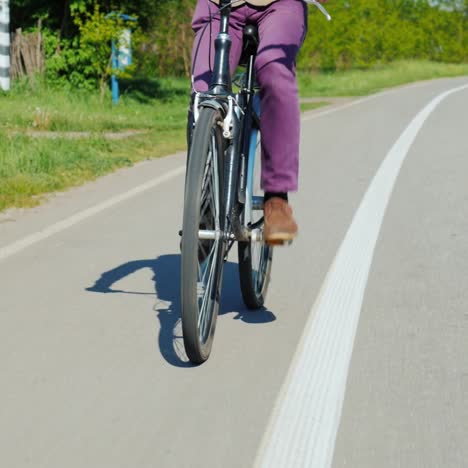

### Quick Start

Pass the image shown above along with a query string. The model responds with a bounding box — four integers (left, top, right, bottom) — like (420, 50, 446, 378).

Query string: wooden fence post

(10, 20, 45, 86)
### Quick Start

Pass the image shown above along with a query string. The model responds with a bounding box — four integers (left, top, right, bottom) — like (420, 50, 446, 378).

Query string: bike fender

(199, 99, 227, 116)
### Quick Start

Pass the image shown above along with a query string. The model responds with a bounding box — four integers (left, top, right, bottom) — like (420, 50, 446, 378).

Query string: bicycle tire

(181, 107, 226, 364)
(238, 125, 273, 309)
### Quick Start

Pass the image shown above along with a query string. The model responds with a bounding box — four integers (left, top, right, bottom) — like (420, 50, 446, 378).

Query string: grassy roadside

(299, 101, 329, 113)
(1, 60, 467, 212)
(0, 78, 190, 210)
(298, 60, 468, 96)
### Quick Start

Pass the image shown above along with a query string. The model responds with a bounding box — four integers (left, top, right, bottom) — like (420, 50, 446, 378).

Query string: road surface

(1, 77, 467, 468)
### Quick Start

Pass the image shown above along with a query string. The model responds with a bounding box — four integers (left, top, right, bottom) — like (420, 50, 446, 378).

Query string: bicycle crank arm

(198, 229, 264, 242)
(198, 230, 231, 241)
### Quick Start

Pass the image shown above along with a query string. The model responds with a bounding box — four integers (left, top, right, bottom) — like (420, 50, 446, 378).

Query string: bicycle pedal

(266, 238, 294, 247)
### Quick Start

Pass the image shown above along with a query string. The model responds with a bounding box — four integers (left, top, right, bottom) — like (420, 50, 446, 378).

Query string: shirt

(210, 0, 279, 6)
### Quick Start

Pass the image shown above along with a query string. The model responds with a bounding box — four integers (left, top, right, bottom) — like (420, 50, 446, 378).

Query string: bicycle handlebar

(304, 0, 332, 21)
(220, 1, 331, 20)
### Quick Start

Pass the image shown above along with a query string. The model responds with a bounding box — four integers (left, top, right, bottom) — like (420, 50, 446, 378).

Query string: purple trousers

(191, 0, 308, 192)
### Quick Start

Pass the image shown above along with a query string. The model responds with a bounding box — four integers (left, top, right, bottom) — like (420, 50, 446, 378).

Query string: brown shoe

(263, 197, 298, 245)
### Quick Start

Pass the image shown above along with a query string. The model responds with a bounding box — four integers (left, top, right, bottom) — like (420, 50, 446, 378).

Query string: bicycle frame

(181, 0, 332, 364)
(206, 0, 331, 98)
(210, 0, 234, 95)
(192, 0, 259, 246)
(207, 0, 332, 96)
(193, 0, 331, 247)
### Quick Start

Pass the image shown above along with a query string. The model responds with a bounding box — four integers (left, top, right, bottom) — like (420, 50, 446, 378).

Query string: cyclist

(190, 0, 328, 244)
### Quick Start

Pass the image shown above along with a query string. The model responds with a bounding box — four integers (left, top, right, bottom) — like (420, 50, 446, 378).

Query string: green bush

(298, 0, 468, 72)
(17, 0, 468, 88)
(44, 4, 140, 93)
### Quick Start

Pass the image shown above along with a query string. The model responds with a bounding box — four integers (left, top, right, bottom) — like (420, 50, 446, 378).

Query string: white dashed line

(0, 166, 185, 262)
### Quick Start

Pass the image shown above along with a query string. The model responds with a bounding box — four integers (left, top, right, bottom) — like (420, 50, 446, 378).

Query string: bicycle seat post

(210, 0, 233, 95)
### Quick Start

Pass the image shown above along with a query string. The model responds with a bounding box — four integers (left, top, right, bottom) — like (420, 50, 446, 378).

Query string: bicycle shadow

(86, 254, 276, 367)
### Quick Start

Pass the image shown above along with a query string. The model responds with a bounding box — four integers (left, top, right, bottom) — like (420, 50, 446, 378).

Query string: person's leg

(250, 0, 308, 193)
(187, 2, 245, 150)
(191, 1, 245, 92)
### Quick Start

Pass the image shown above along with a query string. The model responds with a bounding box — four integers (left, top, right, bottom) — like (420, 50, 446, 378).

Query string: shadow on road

(86, 254, 276, 367)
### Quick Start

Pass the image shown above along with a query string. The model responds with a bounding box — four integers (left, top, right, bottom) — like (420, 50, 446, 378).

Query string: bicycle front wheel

(181, 107, 226, 364)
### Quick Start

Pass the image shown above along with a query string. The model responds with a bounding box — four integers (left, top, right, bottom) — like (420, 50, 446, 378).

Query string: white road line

(0, 166, 185, 262)
(255, 83, 468, 468)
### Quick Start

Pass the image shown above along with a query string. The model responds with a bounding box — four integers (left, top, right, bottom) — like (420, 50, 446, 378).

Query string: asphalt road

(1, 77, 467, 468)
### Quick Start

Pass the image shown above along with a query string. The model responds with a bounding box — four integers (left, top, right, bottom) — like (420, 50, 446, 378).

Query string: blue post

(111, 39, 119, 104)
(107, 13, 137, 105)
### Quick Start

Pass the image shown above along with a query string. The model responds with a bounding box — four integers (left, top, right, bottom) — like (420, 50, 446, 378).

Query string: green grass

(0, 129, 186, 210)
(0, 78, 190, 211)
(298, 60, 468, 97)
(1, 60, 467, 211)
(0, 77, 190, 132)
(299, 101, 330, 113)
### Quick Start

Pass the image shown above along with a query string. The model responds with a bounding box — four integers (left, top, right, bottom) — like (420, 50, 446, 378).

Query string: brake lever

(306, 0, 332, 21)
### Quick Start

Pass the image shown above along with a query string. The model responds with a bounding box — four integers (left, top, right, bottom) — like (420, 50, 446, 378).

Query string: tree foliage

(9, 0, 468, 89)
(140, 0, 195, 77)
(299, 0, 468, 71)
(149, 0, 468, 75)
(11, 0, 170, 32)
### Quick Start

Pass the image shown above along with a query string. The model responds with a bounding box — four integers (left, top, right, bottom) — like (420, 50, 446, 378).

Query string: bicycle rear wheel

(238, 124, 273, 309)
(181, 107, 226, 364)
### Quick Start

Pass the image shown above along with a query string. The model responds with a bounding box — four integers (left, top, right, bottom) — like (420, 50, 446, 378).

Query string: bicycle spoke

(256, 248, 266, 291)
(193, 129, 223, 342)
(199, 240, 217, 284)
(200, 162, 213, 217)
(198, 240, 219, 334)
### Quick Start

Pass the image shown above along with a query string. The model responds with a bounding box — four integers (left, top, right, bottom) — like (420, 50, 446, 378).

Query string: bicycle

(180, 0, 331, 364)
